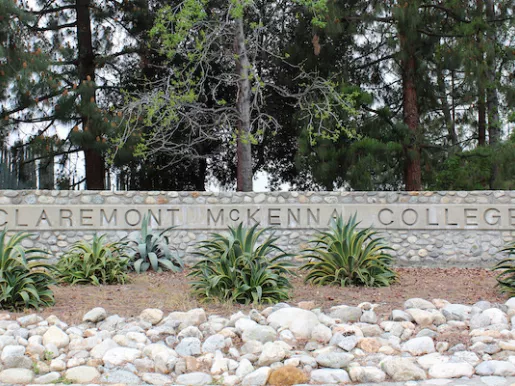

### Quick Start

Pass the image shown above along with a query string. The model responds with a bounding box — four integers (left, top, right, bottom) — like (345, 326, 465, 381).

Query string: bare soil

(7, 268, 507, 324)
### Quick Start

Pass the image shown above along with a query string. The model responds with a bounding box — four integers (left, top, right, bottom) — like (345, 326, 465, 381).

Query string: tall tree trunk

(400, 34, 422, 191)
(476, 0, 486, 147)
(485, 0, 500, 145)
(436, 62, 458, 147)
(235, 17, 253, 192)
(76, 0, 105, 189)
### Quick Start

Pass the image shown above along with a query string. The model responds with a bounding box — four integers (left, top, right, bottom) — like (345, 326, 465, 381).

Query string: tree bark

(436, 62, 458, 147)
(485, 0, 500, 145)
(76, 0, 105, 189)
(235, 17, 253, 192)
(400, 34, 422, 191)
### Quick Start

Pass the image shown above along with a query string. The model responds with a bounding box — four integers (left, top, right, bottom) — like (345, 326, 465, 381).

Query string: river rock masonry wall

(1, 190, 514, 267)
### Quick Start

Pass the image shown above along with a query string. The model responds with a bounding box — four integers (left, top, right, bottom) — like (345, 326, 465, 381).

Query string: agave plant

(301, 215, 398, 287)
(189, 223, 294, 304)
(493, 241, 515, 295)
(55, 234, 130, 285)
(0, 230, 55, 310)
(129, 214, 183, 273)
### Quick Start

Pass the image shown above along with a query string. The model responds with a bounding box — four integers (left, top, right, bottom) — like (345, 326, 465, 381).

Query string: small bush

(188, 223, 293, 304)
(55, 234, 130, 285)
(0, 230, 55, 310)
(301, 214, 397, 287)
(493, 241, 515, 295)
(129, 214, 183, 273)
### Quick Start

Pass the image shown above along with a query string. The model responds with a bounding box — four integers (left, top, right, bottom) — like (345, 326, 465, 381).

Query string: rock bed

(3, 297, 515, 385)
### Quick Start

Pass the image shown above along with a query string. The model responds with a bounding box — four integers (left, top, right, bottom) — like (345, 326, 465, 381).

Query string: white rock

(90, 338, 119, 359)
(175, 372, 212, 386)
(258, 341, 290, 366)
(381, 357, 427, 381)
(65, 366, 100, 383)
(349, 366, 386, 383)
(1, 345, 25, 361)
(34, 371, 61, 384)
(241, 367, 271, 386)
(401, 336, 436, 356)
(241, 324, 276, 343)
(140, 308, 164, 325)
(236, 358, 254, 378)
(482, 308, 508, 325)
(42, 326, 69, 349)
(417, 353, 448, 370)
(240, 340, 263, 355)
(406, 309, 434, 326)
(404, 298, 436, 310)
(0, 368, 33, 383)
(428, 362, 474, 378)
(452, 351, 481, 366)
(202, 334, 225, 353)
(267, 308, 319, 340)
(141, 372, 173, 385)
(316, 351, 354, 369)
(103, 347, 142, 366)
(505, 297, 515, 309)
(475, 360, 515, 376)
(176, 337, 201, 357)
(82, 307, 107, 323)
(178, 326, 203, 340)
(311, 369, 350, 384)
(49, 359, 66, 371)
(311, 324, 332, 343)
(166, 309, 207, 328)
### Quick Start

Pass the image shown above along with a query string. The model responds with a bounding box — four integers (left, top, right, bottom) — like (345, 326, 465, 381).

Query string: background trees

(0, 0, 513, 191)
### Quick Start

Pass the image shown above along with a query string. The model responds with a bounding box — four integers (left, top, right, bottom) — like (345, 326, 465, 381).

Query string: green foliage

(433, 142, 515, 190)
(301, 215, 398, 287)
(55, 234, 130, 286)
(0, 230, 55, 311)
(129, 214, 183, 273)
(493, 241, 515, 296)
(189, 223, 294, 304)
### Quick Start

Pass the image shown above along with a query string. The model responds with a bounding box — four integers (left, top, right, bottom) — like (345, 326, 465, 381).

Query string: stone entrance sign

(1, 204, 515, 231)
(1, 190, 514, 267)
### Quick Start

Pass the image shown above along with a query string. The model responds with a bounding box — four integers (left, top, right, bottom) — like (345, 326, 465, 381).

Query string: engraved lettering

(229, 209, 240, 222)
(401, 209, 418, 226)
(426, 208, 439, 226)
(510, 208, 515, 226)
(268, 208, 281, 226)
(15, 209, 27, 227)
(307, 208, 320, 225)
(378, 208, 394, 226)
(148, 209, 161, 226)
(207, 209, 223, 226)
(327, 209, 341, 225)
(100, 209, 117, 226)
(36, 210, 52, 227)
(484, 208, 501, 226)
(167, 208, 179, 226)
(125, 209, 142, 227)
(464, 208, 478, 226)
(445, 208, 458, 226)
(60, 209, 73, 227)
(0, 209, 7, 227)
(80, 209, 93, 226)
(247, 208, 260, 225)
(287, 208, 300, 225)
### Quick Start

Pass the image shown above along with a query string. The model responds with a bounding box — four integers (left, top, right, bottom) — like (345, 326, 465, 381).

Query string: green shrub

(129, 214, 183, 273)
(55, 234, 130, 285)
(301, 215, 397, 287)
(0, 230, 55, 310)
(188, 223, 293, 304)
(493, 241, 515, 295)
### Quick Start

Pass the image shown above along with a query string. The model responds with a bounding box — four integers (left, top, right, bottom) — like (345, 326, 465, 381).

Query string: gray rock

(442, 304, 472, 321)
(101, 369, 142, 384)
(34, 372, 61, 384)
(349, 366, 386, 383)
(329, 306, 362, 323)
(241, 367, 271, 386)
(332, 334, 358, 351)
(201, 334, 225, 353)
(315, 351, 354, 369)
(83, 307, 107, 323)
(267, 307, 320, 340)
(176, 372, 212, 386)
(175, 337, 201, 357)
(241, 324, 276, 343)
(381, 357, 427, 381)
(310, 368, 350, 384)
(391, 310, 413, 322)
(476, 360, 515, 376)
(428, 362, 475, 378)
(141, 372, 173, 385)
(404, 298, 436, 310)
